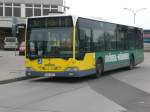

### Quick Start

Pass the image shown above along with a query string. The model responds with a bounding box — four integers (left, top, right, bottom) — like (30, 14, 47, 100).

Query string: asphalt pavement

(0, 52, 150, 112)
(0, 50, 26, 83)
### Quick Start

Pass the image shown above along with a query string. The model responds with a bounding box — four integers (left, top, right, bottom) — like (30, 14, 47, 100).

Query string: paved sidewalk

(0, 51, 26, 84)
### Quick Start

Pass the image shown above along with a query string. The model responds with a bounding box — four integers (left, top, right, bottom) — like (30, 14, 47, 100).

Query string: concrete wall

(1, 0, 63, 5)
(0, 0, 64, 28)
(0, 17, 26, 28)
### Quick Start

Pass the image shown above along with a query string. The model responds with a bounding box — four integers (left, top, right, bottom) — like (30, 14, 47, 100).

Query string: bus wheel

(128, 56, 134, 70)
(95, 59, 103, 78)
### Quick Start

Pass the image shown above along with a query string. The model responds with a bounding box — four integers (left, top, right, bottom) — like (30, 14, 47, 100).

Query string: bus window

(104, 23, 117, 51)
(78, 28, 92, 52)
(93, 29, 105, 51)
(127, 27, 136, 50)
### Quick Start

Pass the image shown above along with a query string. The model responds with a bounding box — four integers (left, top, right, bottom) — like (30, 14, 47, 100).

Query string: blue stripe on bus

(26, 69, 96, 77)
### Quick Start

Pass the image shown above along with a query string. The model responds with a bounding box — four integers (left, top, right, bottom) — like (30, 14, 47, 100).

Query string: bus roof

(28, 14, 105, 22)
(27, 14, 142, 29)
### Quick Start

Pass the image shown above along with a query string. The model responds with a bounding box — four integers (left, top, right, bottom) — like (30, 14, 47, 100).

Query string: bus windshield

(26, 16, 73, 59)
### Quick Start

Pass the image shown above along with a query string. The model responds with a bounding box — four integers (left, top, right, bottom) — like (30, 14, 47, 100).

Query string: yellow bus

(25, 15, 144, 78)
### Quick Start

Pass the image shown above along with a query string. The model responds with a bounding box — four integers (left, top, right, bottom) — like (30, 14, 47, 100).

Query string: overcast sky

(65, 0, 150, 29)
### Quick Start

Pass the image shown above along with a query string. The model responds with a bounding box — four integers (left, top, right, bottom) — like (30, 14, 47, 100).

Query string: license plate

(45, 73, 55, 77)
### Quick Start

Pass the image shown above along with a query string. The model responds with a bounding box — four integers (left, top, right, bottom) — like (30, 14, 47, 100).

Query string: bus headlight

(66, 67, 78, 72)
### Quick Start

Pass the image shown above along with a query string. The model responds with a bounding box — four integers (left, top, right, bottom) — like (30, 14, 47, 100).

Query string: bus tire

(128, 55, 135, 70)
(95, 59, 103, 78)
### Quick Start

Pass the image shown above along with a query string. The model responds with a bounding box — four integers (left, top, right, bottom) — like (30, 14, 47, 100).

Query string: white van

(4, 37, 18, 50)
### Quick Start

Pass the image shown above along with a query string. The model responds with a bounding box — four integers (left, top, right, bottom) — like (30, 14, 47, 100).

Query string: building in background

(143, 30, 150, 51)
(0, 0, 64, 49)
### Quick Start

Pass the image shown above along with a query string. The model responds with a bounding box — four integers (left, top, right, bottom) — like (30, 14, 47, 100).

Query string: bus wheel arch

(95, 57, 104, 78)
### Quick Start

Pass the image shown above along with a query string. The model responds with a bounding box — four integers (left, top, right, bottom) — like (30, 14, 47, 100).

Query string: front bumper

(26, 69, 96, 77)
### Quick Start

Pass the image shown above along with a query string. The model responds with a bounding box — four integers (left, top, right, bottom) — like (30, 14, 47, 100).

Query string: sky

(65, 0, 150, 29)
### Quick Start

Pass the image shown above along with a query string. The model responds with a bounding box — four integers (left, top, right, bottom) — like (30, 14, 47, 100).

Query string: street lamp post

(124, 8, 146, 24)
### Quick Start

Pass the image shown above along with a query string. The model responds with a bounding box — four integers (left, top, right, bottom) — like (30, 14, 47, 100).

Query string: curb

(0, 76, 35, 84)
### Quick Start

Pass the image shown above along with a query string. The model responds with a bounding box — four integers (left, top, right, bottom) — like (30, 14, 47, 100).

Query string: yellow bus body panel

(26, 53, 95, 72)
